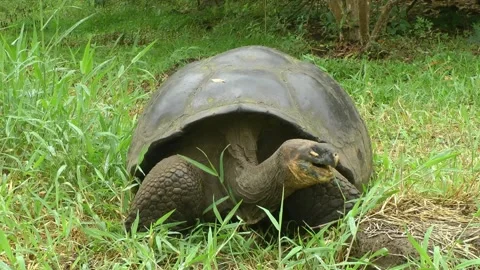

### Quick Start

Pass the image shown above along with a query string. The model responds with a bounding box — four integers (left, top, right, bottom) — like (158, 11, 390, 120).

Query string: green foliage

(0, 0, 479, 269)
(94, 0, 106, 8)
(385, 6, 411, 36)
(412, 17, 434, 38)
(468, 23, 480, 44)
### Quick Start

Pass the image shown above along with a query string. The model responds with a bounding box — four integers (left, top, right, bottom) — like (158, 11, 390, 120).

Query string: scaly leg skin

(283, 172, 360, 228)
(125, 155, 205, 231)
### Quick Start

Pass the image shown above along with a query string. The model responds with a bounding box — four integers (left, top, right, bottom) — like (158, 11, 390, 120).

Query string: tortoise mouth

(288, 162, 334, 189)
(311, 164, 335, 181)
(313, 164, 333, 179)
(312, 163, 330, 170)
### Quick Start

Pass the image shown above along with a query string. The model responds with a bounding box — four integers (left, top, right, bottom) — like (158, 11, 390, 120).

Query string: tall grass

(1, 1, 479, 269)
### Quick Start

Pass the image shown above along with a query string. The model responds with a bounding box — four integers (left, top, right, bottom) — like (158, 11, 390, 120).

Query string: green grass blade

(257, 205, 280, 232)
(203, 196, 230, 215)
(131, 40, 157, 64)
(179, 155, 218, 176)
(0, 230, 15, 265)
(152, 209, 176, 227)
(407, 230, 434, 266)
(0, 261, 13, 270)
(347, 216, 357, 236)
(211, 196, 224, 224)
(48, 14, 94, 51)
(455, 259, 480, 269)
(195, 147, 218, 175)
(422, 226, 434, 251)
(221, 200, 242, 226)
(282, 246, 302, 263)
(417, 150, 460, 171)
(218, 144, 230, 184)
(79, 38, 93, 75)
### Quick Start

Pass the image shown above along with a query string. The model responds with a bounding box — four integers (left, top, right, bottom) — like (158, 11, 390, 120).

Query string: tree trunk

(366, 0, 404, 50)
(328, 0, 370, 44)
(358, 0, 370, 44)
(344, 0, 361, 42)
(327, 0, 344, 25)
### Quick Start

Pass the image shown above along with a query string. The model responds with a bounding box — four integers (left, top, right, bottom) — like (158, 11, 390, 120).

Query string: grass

(0, 1, 479, 269)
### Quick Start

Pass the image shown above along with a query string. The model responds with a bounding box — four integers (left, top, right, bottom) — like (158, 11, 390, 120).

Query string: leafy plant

(412, 16, 434, 38)
(468, 22, 480, 44)
(386, 6, 411, 36)
(1, 0, 479, 268)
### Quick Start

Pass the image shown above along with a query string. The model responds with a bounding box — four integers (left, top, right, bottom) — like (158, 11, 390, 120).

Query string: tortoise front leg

(125, 155, 205, 231)
(283, 172, 360, 227)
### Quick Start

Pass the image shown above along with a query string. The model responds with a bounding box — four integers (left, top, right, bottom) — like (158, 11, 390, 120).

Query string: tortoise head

(281, 139, 339, 190)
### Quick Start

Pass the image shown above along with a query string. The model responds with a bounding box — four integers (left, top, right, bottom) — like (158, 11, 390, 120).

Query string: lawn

(0, 1, 479, 269)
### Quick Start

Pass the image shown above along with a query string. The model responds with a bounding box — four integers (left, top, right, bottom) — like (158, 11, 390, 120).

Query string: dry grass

(356, 192, 479, 267)
(1, 1, 480, 269)
(346, 78, 480, 267)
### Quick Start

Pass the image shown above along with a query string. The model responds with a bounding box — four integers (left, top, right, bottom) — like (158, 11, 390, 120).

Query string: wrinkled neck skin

(226, 149, 297, 224)
(222, 122, 297, 224)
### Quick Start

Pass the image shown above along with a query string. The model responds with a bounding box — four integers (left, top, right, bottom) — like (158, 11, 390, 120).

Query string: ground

(0, 0, 479, 269)
(353, 194, 480, 268)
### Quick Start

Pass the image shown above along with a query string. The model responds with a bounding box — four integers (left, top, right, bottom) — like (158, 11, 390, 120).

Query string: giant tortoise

(125, 46, 372, 230)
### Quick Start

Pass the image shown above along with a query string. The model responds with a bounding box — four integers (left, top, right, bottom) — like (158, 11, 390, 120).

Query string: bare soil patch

(351, 193, 480, 268)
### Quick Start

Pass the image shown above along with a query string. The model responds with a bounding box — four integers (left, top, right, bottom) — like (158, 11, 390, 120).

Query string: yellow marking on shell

(309, 150, 319, 157)
(211, 78, 226, 83)
(207, 97, 215, 103)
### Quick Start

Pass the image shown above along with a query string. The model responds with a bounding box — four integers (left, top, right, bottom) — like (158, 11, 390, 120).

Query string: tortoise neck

(222, 120, 296, 223)
(225, 148, 296, 224)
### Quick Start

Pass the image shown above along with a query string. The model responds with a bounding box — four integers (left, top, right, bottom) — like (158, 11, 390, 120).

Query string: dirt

(352, 226, 480, 268)
(351, 223, 480, 268)
(348, 196, 480, 269)
(351, 224, 418, 269)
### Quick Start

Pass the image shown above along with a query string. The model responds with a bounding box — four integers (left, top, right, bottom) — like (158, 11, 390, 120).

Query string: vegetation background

(0, 0, 479, 269)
